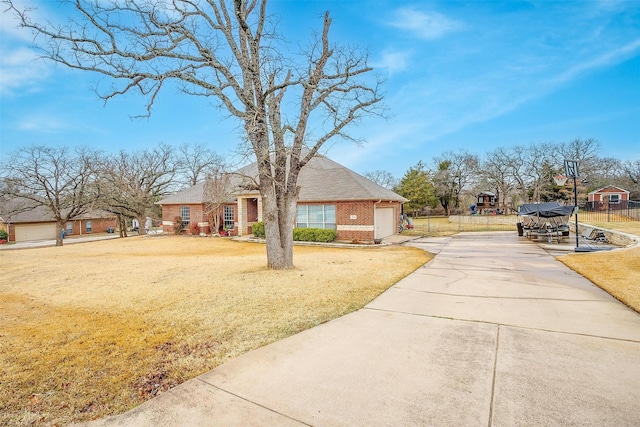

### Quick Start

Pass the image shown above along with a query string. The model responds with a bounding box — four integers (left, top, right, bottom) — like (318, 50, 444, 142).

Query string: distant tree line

(365, 138, 640, 216)
(1, 143, 224, 246)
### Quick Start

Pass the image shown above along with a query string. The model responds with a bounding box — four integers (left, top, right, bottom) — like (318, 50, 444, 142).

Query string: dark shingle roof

(0, 199, 115, 224)
(158, 154, 406, 205)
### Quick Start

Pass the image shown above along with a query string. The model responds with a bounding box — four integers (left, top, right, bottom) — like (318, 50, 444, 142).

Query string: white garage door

(374, 207, 395, 239)
(15, 223, 57, 242)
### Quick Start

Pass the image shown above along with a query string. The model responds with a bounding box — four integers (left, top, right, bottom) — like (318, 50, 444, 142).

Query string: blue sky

(1, 0, 639, 179)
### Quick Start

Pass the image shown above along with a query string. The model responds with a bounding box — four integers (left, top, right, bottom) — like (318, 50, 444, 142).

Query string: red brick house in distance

(587, 186, 630, 209)
(0, 203, 116, 243)
(157, 154, 407, 242)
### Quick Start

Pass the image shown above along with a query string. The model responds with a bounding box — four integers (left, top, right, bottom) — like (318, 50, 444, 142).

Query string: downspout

(373, 199, 382, 239)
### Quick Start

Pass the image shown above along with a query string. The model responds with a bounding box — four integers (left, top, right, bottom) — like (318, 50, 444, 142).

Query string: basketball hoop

(553, 175, 568, 186)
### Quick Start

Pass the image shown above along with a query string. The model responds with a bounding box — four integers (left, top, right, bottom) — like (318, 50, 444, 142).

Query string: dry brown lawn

(557, 219, 640, 313)
(559, 246, 640, 312)
(0, 236, 432, 426)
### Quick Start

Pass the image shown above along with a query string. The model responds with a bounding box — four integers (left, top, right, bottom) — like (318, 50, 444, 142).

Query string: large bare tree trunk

(55, 221, 64, 247)
(261, 185, 297, 269)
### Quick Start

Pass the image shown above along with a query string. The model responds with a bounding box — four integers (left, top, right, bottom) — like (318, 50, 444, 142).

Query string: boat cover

(518, 202, 575, 218)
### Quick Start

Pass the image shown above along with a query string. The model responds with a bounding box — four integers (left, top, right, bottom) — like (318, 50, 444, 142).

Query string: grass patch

(558, 246, 640, 312)
(557, 219, 640, 313)
(0, 237, 431, 426)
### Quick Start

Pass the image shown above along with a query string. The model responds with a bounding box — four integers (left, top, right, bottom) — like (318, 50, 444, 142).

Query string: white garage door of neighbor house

(375, 207, 395, 239)
(15, 223, 57, 242)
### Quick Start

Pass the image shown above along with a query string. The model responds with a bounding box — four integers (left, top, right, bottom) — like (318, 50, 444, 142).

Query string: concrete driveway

(82, 231, 640, 426)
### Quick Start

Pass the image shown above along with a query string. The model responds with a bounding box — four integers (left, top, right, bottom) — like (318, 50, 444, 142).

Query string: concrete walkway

(81, 231, 640, 426)
(0, 233, 121, 250)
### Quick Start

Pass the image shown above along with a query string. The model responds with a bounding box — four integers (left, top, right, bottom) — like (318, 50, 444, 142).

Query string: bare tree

(3, 145, 98, 246)
(362, 170, 398, 190)
(432, 150, 479, 214)
(7, 0, 383, 269)
(559, 138, 601, 181)
(622, 160, 640, 199)
(96, 145, 177, 235)
(480, 147, 520, 211)
(176, 143, 225, 188)
(203, 172, 234, 236)
(518, 142, 560, 203)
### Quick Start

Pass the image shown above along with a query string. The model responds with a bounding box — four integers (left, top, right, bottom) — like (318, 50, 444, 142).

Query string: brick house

(587, 186, 630, 210)
(0, 203, 117, 242)
(157, 154, 407, 242)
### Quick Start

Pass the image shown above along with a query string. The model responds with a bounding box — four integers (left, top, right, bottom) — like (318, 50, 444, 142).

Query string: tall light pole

(565, 160, 579, 249)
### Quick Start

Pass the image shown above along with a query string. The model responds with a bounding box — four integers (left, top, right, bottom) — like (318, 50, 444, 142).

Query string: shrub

(252, 223, 336, 242)
(252, 221, 265, 238)
(314, 228, 337, 243)
(189, 222, 200, 235)
(0, 229, 8, 240)
(293, 227, 336, 243)
(173, 216, 184, 234)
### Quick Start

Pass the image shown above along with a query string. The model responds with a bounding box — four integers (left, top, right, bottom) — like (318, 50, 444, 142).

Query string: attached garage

(15, 223, 57, 242)
(374, 207, 395, 239)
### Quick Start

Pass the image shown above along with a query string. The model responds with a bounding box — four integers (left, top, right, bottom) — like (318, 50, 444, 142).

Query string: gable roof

(588, 186, 629, 195)
(156, 182, 207, 205)
(158, 153, 407, 205)
(297, 155, 406, 202)
(0, 199, 115, 224)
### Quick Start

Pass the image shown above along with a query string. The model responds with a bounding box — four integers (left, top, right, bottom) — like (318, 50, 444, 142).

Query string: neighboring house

(157, 154, 407, 242)
(587, 186, 630, 209)
(0, 202, 117, 243)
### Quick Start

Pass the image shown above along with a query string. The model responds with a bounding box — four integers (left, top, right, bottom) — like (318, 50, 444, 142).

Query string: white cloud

(550, 38, 640, 86)
(389, 7, 464, 40)
(0, 47, 50, 95)
(17, 113, 72, 133)
(373, 49, 412, 75)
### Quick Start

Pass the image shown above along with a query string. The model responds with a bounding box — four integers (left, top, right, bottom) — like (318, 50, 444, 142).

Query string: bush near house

(294, 228, 337, 243)
(189, 222, 200, 235)
(173, 216, 184, 234)
(252, 221, 265, 238)
(251, 222, 336, 243)
(0, 229, 8, 243)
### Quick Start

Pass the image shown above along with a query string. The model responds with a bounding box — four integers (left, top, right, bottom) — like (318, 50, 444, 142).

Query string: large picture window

(296, 205, 336, 230)
(223, 205, 235, 229)
(180, 206, 190, 228)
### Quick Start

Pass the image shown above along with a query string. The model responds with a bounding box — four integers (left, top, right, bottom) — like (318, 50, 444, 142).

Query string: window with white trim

(609, 194, 621, 204)
(223, 205, 235, 229)
(180, 206, 190, 228)
(66, 222, 73, 235)
(296, 205, 336, 229)
(86, 221, 92, 233)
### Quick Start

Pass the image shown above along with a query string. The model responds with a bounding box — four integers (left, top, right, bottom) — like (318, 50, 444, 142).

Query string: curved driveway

(84, 231, 640, 426)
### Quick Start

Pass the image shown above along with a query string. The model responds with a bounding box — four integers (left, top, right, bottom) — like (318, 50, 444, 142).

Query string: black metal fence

(581, 200, 640, 222)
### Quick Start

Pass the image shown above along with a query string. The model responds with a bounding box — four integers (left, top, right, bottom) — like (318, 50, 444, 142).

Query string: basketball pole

(564, 160, 579, 250)
(573, 173, 578, 248)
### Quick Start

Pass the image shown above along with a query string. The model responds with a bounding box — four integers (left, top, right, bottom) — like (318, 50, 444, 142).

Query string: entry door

(374, 207, 395, 239)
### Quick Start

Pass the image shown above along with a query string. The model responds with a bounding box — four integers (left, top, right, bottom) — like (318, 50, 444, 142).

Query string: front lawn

(0, 237, 432, 426)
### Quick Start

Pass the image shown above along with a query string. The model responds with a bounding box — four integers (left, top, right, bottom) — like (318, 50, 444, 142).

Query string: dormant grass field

(557, 220, 640, 312)
(0, 237, 431, 426)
